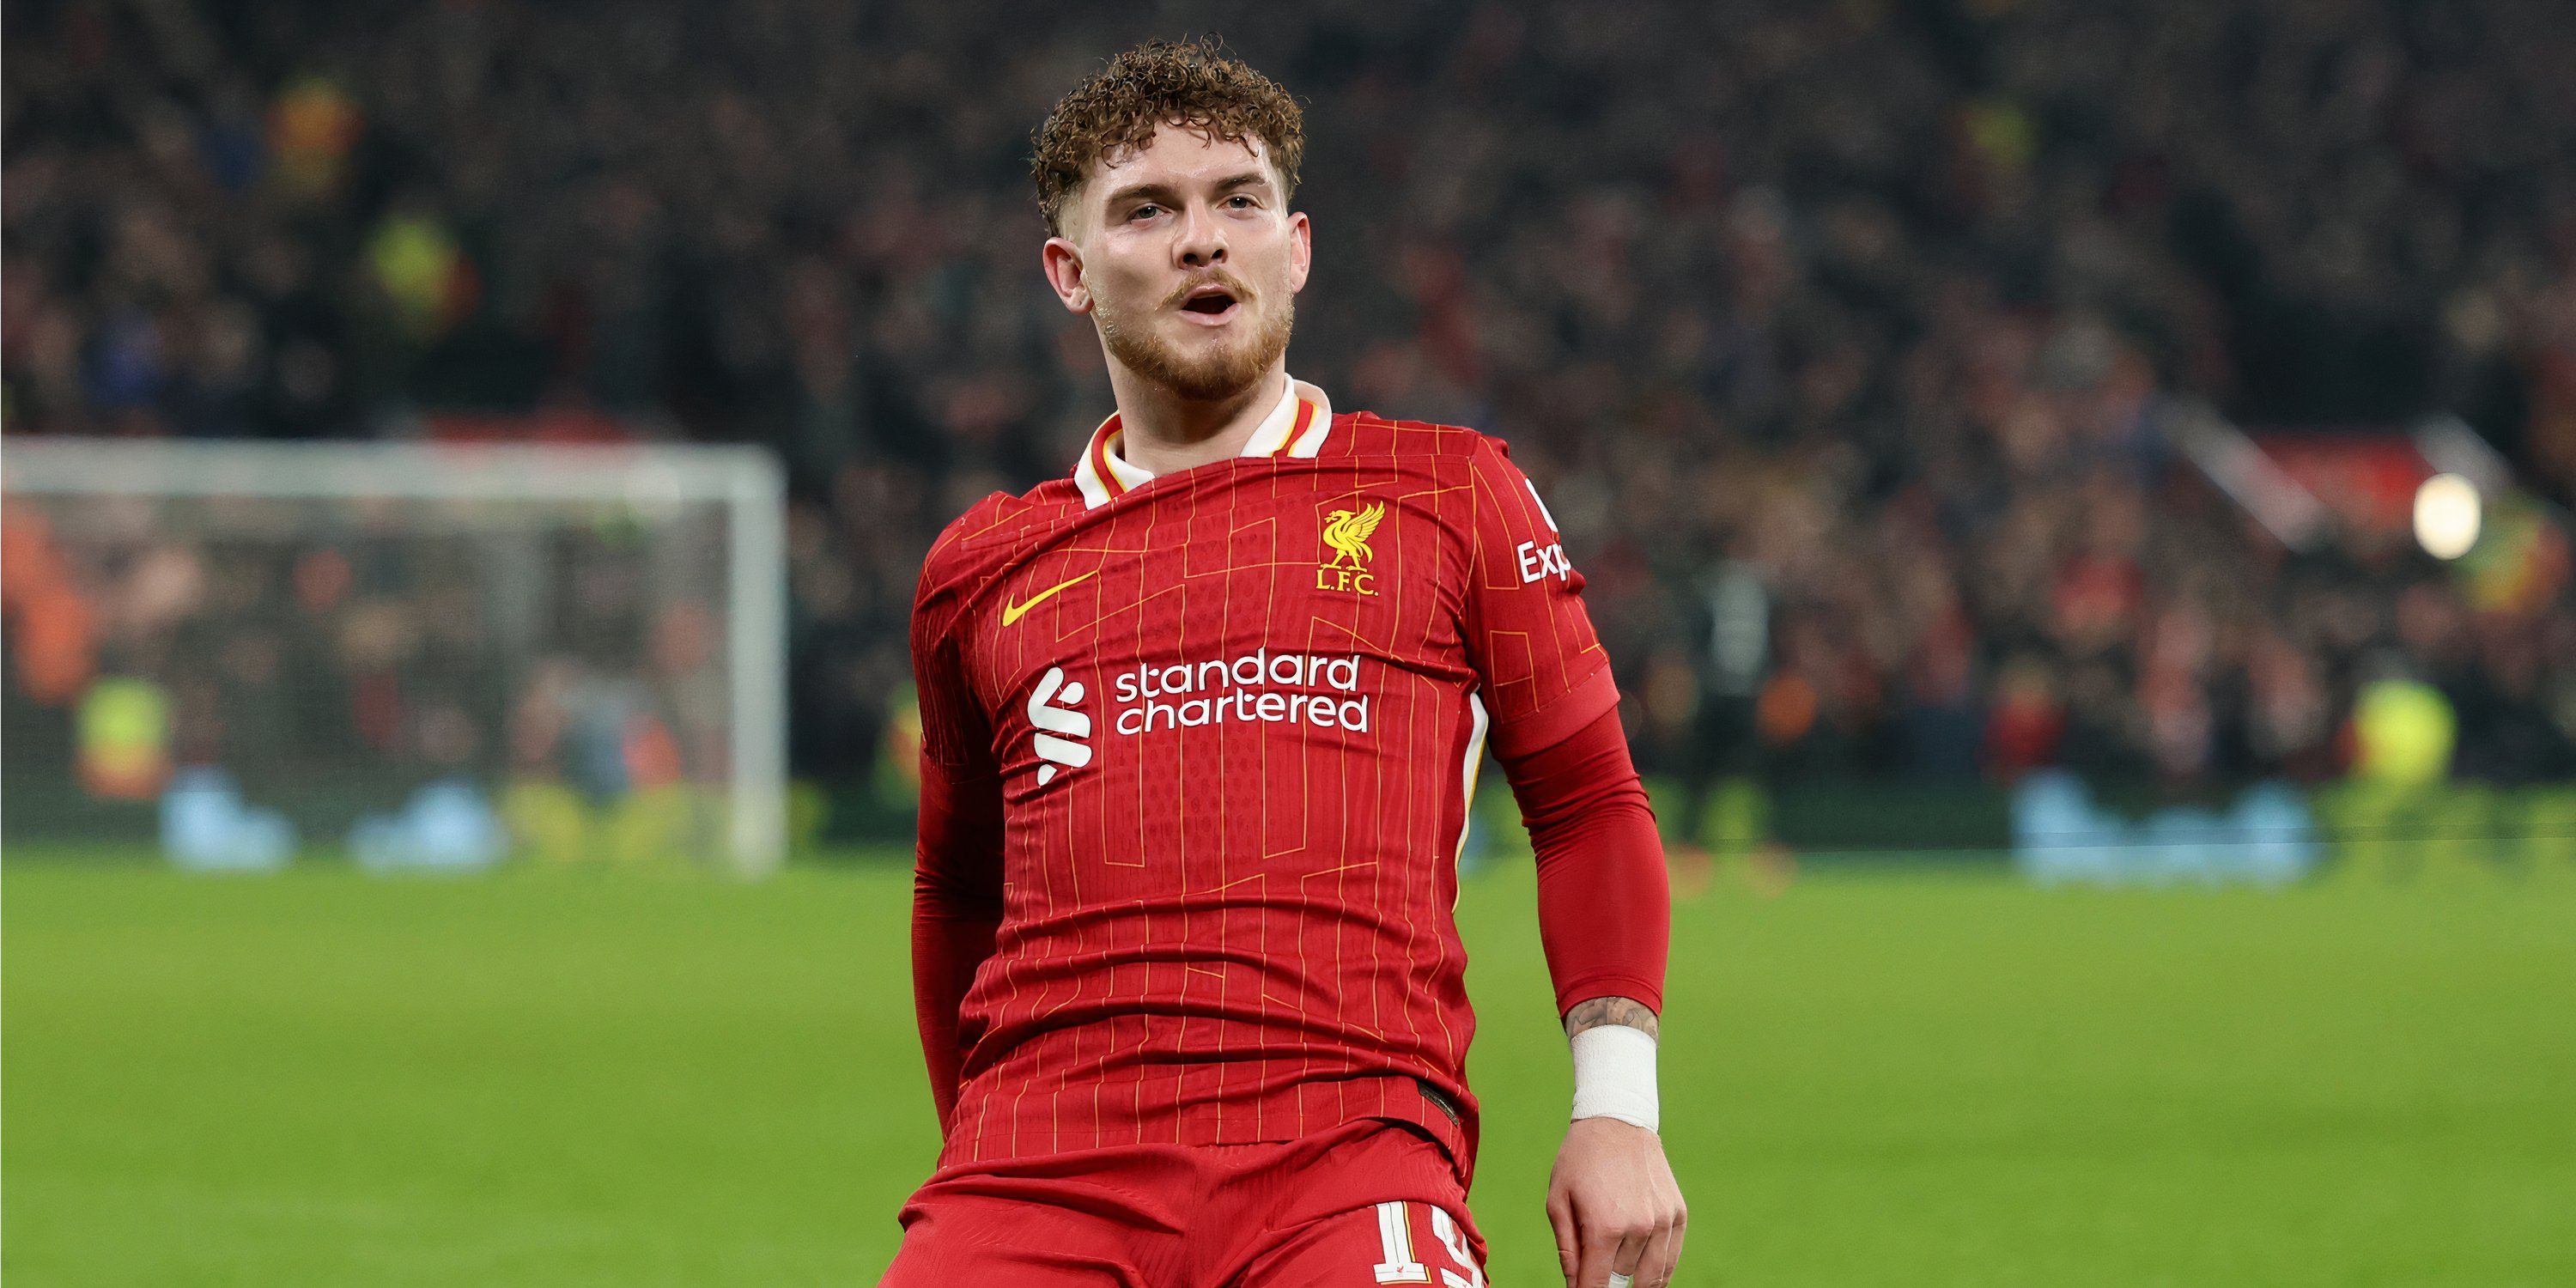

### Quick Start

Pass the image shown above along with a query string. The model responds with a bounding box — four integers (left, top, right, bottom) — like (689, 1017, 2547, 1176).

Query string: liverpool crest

(1318, 500, 1386, 596)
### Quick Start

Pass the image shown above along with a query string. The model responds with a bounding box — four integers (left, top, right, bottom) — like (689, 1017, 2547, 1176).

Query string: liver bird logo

(1321, 501, 1387, 568)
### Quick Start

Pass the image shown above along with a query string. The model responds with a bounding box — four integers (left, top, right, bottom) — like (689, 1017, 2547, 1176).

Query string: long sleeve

(1496, 706, 1670, 1016)
(908, 550, 1006, 1133)
(912, 747, 1004, 1132)
(1459, 433, 1665, 1014)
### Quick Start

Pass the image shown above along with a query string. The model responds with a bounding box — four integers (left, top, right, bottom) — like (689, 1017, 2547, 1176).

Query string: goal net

(3, 439, 786, 874)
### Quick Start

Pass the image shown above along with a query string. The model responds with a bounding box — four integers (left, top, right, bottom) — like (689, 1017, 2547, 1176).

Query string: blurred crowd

(0, 490, 732, 823)
(9, 0, 2576, 795)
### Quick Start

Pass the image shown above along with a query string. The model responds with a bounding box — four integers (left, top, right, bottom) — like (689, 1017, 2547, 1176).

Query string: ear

(1042, 235, 1091, 314)
(1285, 210, 1312, 296)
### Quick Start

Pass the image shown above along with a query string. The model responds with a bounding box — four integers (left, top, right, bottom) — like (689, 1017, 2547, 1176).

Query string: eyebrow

(1099, 172, 1273, 210)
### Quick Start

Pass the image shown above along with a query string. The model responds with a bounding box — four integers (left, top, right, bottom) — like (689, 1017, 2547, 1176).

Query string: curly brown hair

(1030, 38, 1304, 237)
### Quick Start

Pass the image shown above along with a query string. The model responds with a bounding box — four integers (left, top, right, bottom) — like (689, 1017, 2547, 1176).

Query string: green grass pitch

(5, 853, 2572, 1286)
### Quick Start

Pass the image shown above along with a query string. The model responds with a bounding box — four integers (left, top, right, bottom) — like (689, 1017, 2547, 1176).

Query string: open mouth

(1178, 284, 1242, 322)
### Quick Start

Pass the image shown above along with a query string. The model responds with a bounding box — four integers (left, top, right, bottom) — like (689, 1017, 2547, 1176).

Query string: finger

(1608, 1227, 1650, 1286)
(1660, 1217, 1687, 1288)
(1548, 1199, 1579, 1288)
(1575, 1220, 1619, 1288)
(1634, 1220, 1678, 1288)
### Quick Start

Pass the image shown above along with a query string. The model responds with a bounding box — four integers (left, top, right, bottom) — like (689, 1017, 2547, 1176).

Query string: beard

(1096, 273, 1296, 403)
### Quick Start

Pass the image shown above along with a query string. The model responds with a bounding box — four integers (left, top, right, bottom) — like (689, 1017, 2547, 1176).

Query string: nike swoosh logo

(1002, 569, 1099, 626)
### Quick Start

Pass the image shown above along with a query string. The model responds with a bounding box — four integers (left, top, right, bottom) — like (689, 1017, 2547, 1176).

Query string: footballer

(884, 38, 1684, 1288)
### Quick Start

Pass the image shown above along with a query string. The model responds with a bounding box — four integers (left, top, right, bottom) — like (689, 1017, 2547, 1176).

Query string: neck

(1103, 361, 1290, 476)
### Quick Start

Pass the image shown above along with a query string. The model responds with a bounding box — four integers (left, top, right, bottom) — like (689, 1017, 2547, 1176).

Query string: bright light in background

(2413, 472, 2482, 560)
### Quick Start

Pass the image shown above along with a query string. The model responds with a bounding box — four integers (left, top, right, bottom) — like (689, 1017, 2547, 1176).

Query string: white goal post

(3, 438, 788, 874)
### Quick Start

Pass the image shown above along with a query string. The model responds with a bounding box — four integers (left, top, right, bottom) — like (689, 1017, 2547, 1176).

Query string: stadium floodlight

(3, 438, 787, 875)
(2412, 473, 2482, 561)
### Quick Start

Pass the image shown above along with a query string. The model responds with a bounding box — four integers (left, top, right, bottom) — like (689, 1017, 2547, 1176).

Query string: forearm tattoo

(1563, 994, 1659, 1042)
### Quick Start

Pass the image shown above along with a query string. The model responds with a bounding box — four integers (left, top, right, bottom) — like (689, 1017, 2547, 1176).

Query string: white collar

(1072, 374, 1336, 509)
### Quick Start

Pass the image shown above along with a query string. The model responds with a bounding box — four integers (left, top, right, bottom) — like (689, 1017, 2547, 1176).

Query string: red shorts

(880, 1116, 1491, 1288)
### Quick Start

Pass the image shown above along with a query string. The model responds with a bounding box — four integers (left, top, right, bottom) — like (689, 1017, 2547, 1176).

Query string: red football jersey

(908, 378, 1618, 1184)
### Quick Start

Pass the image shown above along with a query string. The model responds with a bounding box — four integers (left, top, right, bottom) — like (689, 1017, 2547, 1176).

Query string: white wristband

(1570, 1024, 1659, 1133)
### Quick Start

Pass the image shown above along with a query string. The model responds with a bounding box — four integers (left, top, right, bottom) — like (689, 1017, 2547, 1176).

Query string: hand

(1546, 1116, 1686, 1288)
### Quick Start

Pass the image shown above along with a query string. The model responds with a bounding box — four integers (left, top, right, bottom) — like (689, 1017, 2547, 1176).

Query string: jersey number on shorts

(1371, 1201, 1485, 1288)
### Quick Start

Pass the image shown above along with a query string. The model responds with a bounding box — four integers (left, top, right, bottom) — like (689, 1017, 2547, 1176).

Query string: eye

(1127, 204, 1163, 222)
(1226, 194, 1257, 210)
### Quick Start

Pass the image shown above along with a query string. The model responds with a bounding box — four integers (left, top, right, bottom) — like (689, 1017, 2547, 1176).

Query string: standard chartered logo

(1024, 650, 1373, 788)
(1025, 666, 1092, 785)
(1110, 648, 1370, 735)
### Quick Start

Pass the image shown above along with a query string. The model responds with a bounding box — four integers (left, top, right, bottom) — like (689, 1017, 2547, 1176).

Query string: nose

(1175, 201, 1227, 269)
